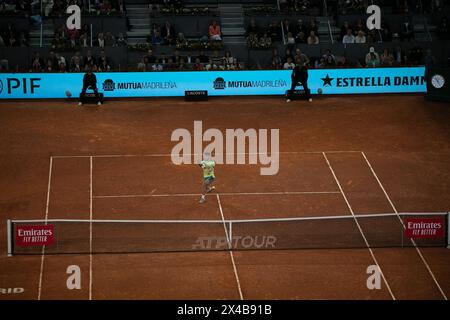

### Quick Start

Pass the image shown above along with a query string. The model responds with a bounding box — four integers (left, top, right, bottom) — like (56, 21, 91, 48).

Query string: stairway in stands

(218, 3, 247, 60)
(126, 3, 150, 45)
(28, 19, 54, 47)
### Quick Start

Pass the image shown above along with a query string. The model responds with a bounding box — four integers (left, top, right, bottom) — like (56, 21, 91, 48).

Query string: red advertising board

(15, 225, 55, 246)
(404, 218, 445, 239)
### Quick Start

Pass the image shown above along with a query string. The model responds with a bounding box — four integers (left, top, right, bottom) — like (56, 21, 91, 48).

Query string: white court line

(93, 191, 340, 199)
(37, 156, 53, 300)
(322, 152, 396, 300)
(216, 194, 244, 301)
(361, 151, 448, 300)
(51, 150, 363, 159)
(89, 156, 93, 301)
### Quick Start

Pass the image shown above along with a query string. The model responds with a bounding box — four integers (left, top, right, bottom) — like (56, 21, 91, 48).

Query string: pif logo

(6, 78, 41, 94)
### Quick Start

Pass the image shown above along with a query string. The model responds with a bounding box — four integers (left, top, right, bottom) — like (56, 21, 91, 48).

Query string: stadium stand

(0, 0, 449, 72)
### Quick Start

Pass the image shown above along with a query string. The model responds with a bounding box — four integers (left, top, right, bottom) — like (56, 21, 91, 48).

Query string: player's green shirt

(200, 160, 215, 178)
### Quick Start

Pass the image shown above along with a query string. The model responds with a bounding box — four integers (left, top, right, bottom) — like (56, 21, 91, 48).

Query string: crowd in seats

(264, 42, 434, 70)
(147, 20, 223, 50)
(340, 18, 389, 43)
(29, 49, 112, 72)
(0, 21, 28, 46)
(51, 23, 127, 50)
(246, 17, 322, 49)
(137, 49, 241, 72)
(45, 0, 124, 17)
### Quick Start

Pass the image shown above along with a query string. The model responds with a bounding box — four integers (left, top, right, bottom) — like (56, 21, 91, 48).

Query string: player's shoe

(78, 102, 82, 106)
(199, 195, 206, 203)
(207, 186, 215, 193)
(286, 99, 291, 103)
(97, 101, 102, 106)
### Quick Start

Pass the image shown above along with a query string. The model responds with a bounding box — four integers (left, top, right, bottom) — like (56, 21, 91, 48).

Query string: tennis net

(7, 212, 449, 255)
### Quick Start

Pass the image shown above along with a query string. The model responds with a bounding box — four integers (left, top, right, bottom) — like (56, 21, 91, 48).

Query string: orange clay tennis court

(0, 94, 449, 300)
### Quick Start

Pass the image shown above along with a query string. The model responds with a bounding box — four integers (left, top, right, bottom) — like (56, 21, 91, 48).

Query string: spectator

(197, 50, 209, 63)
(231, 57, 241, 70)
(380, 21, 392, 41)
(294, 48, 309, 66)
(97, 50, 109, 68)
(0, 55, 9, 71)
(116, 32, 127, 46)
(151, 30, 164, 45)
(193, 58, 204, 71)
(393, 46, 405, 65)
(223, 51, 234, 67)
(365, 47, 380, 67)
(137, 57, 147, 71)
(283, 57, 295, 69)
(175, 32, 187, 47)
(146, 49, 156, 63)
(159, 52, 167, 64)
(79, 33, 89, 47)
(209, 20, 221, 41)
(282, 19, 293, 35)
(58, 61, 67, 73)
(7, 31, 17, 47)
(259, 32, 272, 48)
(162, 21, 175, 45)
(355, 30, 366, 43)
(151, 59, 163, 71)
(286, 32, 295, 46)
(401, 16, 414, 41)
(247, 19, 259, 36)
(315, 57, 326, 68)
(269, 57, 282, 69)
(98, 59, 111, 72)
(268, 20, 281, 41)
(307, 31, 319, 44)
(322, 49, 336, 66)
(294, 18, 306, 36)
(283, 48, 294, 64)
(47, 51, 58, 69)
(104, 32, 116, 46)
(380, 48, 394, 66)
(205, 58, 217, 70)
(271, 48, 282, 66)
(340, 21, 351, 41)
(436, 17, 450, 40)
(295, 31, 306, 43)
(31, 52, 44, 71)
(45, 59, 54, 72)
(97, 32, 105, 47)
(100, 0, 112, 15)
(342, 29, 355, 44)
(307, 18, 318, 36)
(17, 32, 27, 46)
(211, 50, 222, 65)
(84, 50, 96, 68)
(354, 18, 365, 34)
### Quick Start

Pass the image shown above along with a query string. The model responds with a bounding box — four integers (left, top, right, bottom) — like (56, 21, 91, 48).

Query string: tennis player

(198, 152, 216, 203)
(286, 60, 312, 103)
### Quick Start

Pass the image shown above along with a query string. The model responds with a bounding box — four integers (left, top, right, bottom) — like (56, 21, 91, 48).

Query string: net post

(7, 219, 12, 257)
(228, 221, 233, 250)
(447, 212, 450, 249)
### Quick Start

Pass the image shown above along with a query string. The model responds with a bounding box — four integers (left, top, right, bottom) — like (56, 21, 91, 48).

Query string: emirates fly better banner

(0, 67, 426, 99)
(15, 225, 55, 246)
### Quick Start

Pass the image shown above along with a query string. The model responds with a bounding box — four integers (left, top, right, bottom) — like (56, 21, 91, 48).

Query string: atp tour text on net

(171, 121, 279, 175)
